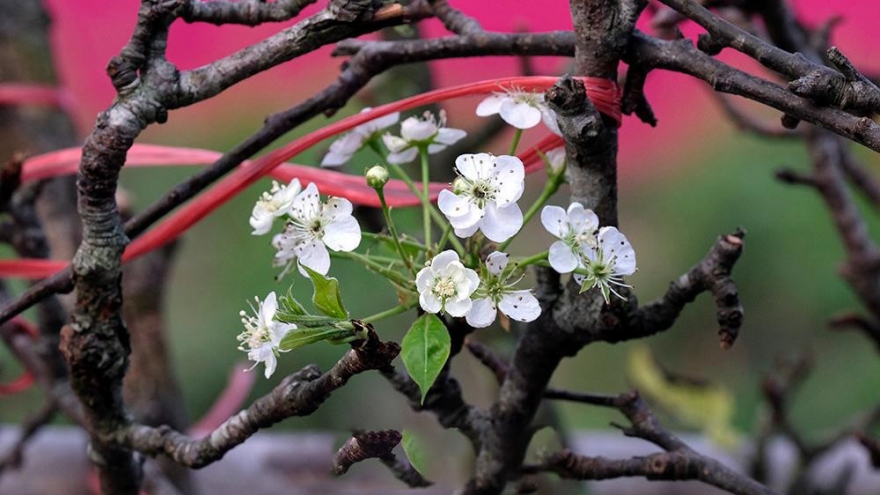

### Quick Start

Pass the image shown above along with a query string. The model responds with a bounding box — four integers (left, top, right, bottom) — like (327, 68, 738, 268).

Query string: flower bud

(365, 165, 389, 189)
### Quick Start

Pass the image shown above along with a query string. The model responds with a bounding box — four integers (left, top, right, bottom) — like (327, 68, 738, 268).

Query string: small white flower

(580, 226, 637, 302)
(249, 179, 302, 235)
(415, 250, 480, 317)
(466, 252, 541, 328)
(381, 110, 467, 164)
(475, 88, 561, 134)
(237, 292, 297, 378)
(321, 108, 400, 167)
(273, 183, 361, 276)
(541, 203, 599, 274)
(438, 153, 525, 242)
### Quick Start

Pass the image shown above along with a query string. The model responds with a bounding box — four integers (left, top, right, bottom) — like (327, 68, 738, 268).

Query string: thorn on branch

(780, 114, 801, 129)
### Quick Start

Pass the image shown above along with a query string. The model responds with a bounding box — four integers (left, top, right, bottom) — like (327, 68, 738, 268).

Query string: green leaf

(278, 287, 307, 316)
(301, 263, 348, 319)
(279, 324, 355, 351)
(401, 313, 450, 404)
(401, 429, 428, 475)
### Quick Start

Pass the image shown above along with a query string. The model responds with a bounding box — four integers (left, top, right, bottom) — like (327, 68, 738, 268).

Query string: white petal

(357, 108, 400, 134)
(291, 183, 321, 221)
(270, 322, 297, 346)
(250, 206, 274, 236)
(262, 353, 277, 379)
(454, 223, 480, 239)
(438, 190, 470, 219)
(485, 251, 509, 275)
(415, 266, 434, 293)
(455, 153, 492, 181)
(322, 197, 353, 221)
(460, 267, 480, 297)
(568, 203, 599, 235)
(323, 215, 361, 252)
(491, 155, 525, 205)
(427, 143, 448, 154)
(541, 205, 568, 238)
(480, 203, 522, 243)
(598, 227, 637, 276)
(545, 147, 566, 173)
(549, 241, 578, 274)
(430, 250, 461, 272)
(382, 134, 409, 153)
(386, 147, 419, 164)
(499, 99, 542, 129)
(321, 132, 364, 167)
(466, 298, 497, 328)
(260, 292, 278, 325)
(296, 241, 331, 276)
(444, 297, 472, 317)
(434, 127, 467, 145)
(419, 292, 442, 313)
(499, 290, 541, 322)
(401, 117, 438, 142)
(475, 95, 506, 116)
(541, 107, 562, 136)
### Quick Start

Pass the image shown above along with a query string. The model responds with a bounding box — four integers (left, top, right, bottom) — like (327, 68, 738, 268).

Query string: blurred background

(2, 0, 879, 485)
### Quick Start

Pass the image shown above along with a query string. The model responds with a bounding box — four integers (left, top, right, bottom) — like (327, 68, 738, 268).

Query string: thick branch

(181, 0, 317, 26)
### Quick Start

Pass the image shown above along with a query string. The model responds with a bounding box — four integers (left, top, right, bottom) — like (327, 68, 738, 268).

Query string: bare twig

(542, 392, 779, 495)
(0, 400, 57, 474)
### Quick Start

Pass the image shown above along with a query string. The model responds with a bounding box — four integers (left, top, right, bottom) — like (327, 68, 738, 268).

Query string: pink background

(43, 1, 880, 176)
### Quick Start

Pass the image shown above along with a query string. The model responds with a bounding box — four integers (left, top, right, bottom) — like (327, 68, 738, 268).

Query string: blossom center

(433, 277, 457, 299)
(238, 312, 270, 351)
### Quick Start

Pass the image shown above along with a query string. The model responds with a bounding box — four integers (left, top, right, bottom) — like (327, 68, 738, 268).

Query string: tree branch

(116, 331, 399, 468)
(181, 0, 317, 26)
(542, 392, 779, 495)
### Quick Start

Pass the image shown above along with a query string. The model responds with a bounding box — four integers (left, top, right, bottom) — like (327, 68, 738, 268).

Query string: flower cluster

(542, 203, 636, 302)
(242, 89, 640, 380)
(250, 181, 361, 277)
(415, 250, 540, 326)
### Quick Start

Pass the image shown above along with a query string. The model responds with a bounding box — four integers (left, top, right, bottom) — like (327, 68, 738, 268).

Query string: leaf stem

(360, 300, 419, 324)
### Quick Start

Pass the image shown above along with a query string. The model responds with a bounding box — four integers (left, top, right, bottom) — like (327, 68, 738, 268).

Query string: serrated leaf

(300, 263, 348, 319)
(401, 429, 428, 475)
(279, 325, 355, 351)
(401, 313, 450, 404)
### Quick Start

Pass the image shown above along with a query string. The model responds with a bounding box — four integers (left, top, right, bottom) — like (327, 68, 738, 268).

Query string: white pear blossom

(381, 110, 467, 164)
(475, 88, 561, 134)
(466, 252, 541, 328)
(237, 292, 297, 379)
(438, 153, 525, 242)
(321, 108, 400, 167)
(580, 226, 637, 302)
(273, 183, 361, 276)
(249, 179, 302, 235)
(415, 250, 480, 317)
(541, 203, 599, 274)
